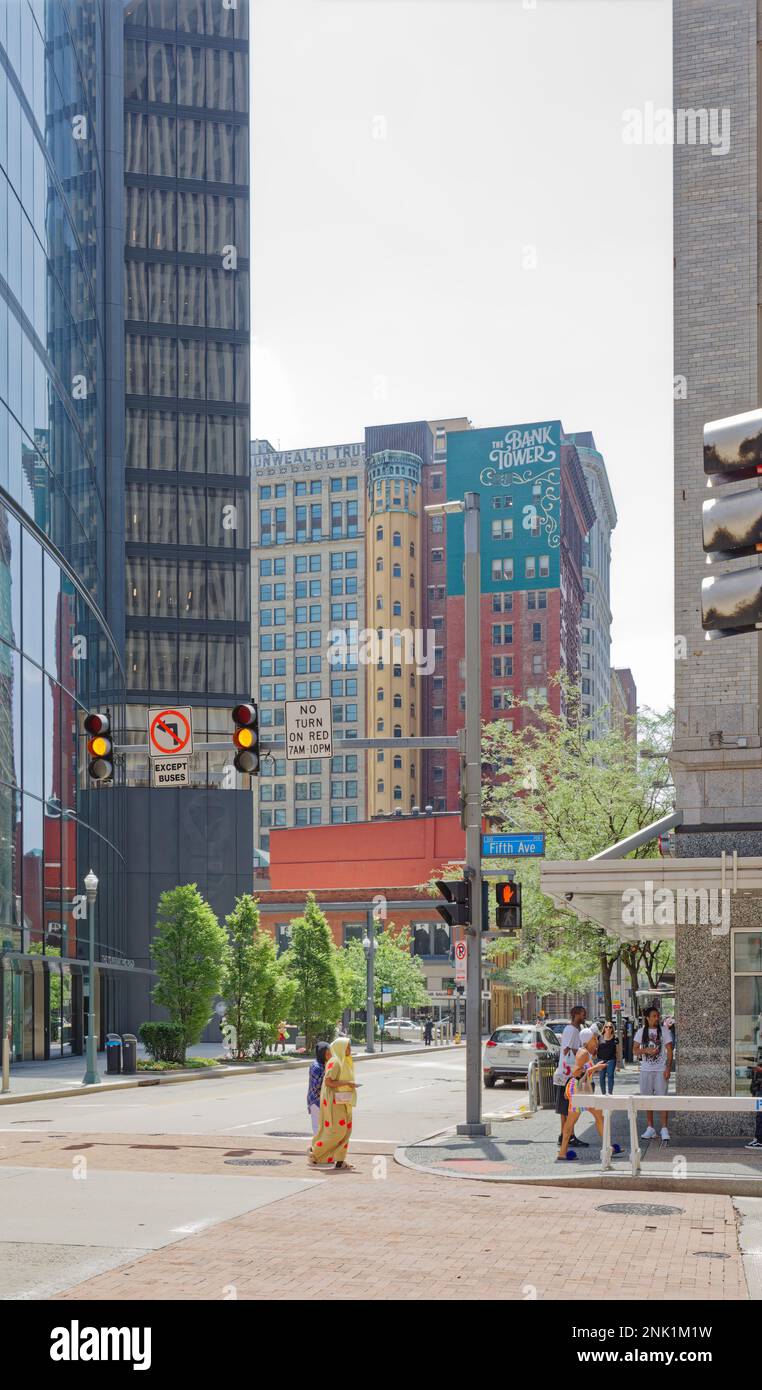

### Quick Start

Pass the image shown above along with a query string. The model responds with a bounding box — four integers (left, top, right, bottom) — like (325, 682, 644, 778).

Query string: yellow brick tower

(365, 451, 423, 816)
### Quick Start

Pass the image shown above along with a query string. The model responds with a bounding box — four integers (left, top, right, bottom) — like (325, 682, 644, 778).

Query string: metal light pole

(82, 869, 100, 1085)
(458, 491, 486, 1135)
(362, 918, 376, 1055)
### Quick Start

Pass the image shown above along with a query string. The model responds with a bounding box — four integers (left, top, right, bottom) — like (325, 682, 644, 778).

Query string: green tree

(339, 922, 431, 1016)
(282, 892, 342, 1049)
(221, 894, 296, 1058)
(150, 884, 227, 1061)
(478, 685, 673, 1011)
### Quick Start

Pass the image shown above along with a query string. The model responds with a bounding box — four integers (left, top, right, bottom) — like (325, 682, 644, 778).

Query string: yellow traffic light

(89, 735, 110, 758)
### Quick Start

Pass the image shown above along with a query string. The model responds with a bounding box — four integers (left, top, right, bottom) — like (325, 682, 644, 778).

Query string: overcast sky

(251, 0, 674, 714)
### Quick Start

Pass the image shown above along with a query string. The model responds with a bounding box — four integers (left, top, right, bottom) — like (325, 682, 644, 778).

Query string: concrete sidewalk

(399, 1072, 762, 1195)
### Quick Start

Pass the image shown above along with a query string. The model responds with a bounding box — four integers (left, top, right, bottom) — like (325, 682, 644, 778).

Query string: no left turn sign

(148, 706, 193, 758)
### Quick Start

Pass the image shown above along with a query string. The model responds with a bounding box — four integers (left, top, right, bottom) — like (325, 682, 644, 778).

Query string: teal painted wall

(445, 421, 562, 595)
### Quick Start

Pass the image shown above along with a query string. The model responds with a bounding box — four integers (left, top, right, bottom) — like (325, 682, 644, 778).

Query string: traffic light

(434, 879, 471, 928)
(84, 711, 113, 782)
(495, 880, 522, 933)
(701, 407, 762, 638)
(232, 702, 259, 774)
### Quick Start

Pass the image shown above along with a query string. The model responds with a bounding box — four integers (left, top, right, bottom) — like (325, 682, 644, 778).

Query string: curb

(393, 1144, 762, 1197)
(0, 1042, 462, 1107)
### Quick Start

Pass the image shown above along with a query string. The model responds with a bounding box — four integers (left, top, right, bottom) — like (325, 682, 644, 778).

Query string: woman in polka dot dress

(308, 1037, 358, 1171)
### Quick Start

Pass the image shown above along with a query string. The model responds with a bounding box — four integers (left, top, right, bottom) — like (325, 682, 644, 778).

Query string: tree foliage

(221, 894, 296, 1058)
(478, 685, 674, 1008)
(150, 884, 227, 1060)
(340, 922, 431, 1014)
(282, 892, 343, 1049)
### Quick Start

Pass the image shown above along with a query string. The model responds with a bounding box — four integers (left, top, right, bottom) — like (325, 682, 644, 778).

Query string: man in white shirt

(634, 1003, 674, 1142)
(552, 1005, 589, 1148)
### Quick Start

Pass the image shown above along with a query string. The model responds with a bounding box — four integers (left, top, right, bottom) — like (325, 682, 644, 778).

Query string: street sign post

(148, 706, 193, 759)
(482, 832, 545, 858)
(284, 699, 333, 760)
(454, 940, 467, 986)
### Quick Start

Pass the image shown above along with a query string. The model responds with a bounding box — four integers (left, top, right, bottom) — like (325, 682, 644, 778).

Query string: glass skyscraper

(0, 0, 127, 1059)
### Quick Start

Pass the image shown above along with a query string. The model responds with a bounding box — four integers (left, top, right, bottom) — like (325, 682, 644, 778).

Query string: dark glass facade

(0, 1, 127, 1059)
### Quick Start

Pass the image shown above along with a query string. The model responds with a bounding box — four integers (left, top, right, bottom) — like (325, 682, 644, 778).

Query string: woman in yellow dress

(309, 1037, 357, 1170)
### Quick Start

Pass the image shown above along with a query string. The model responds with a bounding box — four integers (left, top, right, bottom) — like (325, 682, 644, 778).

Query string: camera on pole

(701, 407, 762, 638)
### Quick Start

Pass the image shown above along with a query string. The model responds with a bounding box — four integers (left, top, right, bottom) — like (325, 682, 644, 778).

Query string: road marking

(399, 1086, 429, 1094)
(225, 1116, 283, 1130)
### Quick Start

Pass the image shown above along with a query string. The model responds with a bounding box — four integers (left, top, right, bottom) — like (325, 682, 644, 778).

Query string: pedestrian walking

(557, 1028, 622, 1162)
(307, 1042, 330, 1136)
(552, 1005, 590, 1149)
(634, 1003, 674, 1142)
(277, 1020, 288, 1053)
(423, 1018, 434, 1047)
(597, 1021, 621, 1094)
(309, 1037, 359, 1171)
(746, 1058, 762, 1150)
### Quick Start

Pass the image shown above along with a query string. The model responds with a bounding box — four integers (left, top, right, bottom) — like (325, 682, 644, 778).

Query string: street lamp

(362, 926, 376, 1055)
(82, 869, 100, 1086)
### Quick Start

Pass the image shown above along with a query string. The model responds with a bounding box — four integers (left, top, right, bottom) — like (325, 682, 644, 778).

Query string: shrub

(139, 1021, 186, 1063)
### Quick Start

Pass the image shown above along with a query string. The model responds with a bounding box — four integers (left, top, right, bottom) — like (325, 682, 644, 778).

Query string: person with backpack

(746, 1058, 762, 1150)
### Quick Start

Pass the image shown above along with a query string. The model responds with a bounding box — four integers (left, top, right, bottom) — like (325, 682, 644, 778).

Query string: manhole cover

(224, 1158, 290, 1167)
(596, 1202, 685, 1216)
(694, 1251, 730, 1260)
(265, 1131, 311, 1138)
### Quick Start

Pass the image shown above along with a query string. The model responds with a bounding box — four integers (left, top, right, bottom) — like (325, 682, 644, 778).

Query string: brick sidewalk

(2, 1131, 744, 1301)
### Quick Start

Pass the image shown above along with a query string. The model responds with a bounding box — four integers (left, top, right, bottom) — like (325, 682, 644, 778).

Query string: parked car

(482, 1024, 560, 1088)
(383, 1018, 422, 1039)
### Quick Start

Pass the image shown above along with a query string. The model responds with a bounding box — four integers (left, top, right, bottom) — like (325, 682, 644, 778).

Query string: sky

(251, 0, 674, 714)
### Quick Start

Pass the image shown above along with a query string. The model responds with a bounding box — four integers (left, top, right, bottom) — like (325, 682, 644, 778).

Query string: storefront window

(733, 930, 762, 1094)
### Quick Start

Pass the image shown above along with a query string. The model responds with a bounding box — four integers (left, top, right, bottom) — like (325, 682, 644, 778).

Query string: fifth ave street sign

(285, 699, 333, 760)
(481, 832, 546, 858)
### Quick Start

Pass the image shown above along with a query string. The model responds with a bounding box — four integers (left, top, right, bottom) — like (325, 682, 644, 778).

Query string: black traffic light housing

(435, 879, 471, 928)
(232, 702, 260, 775)
(495, 879, 522, 933)
(84, 710, 113, 782)
(702, 407, 762, 638)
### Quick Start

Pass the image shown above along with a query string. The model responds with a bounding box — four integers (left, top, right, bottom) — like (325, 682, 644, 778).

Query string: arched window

(376, 594, 383, 609)
(410, 573, 415, 587)
(377, 779, 384, 794)
(393, 664, 402, 678)
(376, 525, 383, 541)
(392, 531, 401, 547)
(393, 724, 402, 738)
(410, 762, 416, 777)
(410, 703, 416, 718)
(393, 785, 403, 801)
(393, 563, 401, 578)
(409, 541, 415, 557)
(376, 556, 384, 571)
(393, 601, 402, 617)
(377, 687, 384, 701)
(377, 717, 384, 732)
(393, 694, 402, 708)
(377, 749, 384, 762)
(409, 611, 415, 626)
(393, 755, 402, 769)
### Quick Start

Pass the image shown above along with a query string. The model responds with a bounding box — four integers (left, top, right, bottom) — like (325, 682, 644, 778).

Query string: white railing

(572, 1093, 761, 1176)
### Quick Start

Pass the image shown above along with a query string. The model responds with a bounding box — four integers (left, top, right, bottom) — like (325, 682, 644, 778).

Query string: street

(0, 1060, 751, 1303)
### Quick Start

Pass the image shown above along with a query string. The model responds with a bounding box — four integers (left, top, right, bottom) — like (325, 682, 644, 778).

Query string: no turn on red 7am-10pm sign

(147, 706, 193, 787)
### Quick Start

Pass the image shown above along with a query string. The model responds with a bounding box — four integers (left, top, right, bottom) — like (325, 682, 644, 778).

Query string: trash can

(538, 1054, 557, 1108)
(106, 1033, 122, 1074)
(121, 1033, 137, 1075)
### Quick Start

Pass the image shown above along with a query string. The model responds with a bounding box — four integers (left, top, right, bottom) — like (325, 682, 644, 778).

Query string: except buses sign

(284, 699, 333, 760)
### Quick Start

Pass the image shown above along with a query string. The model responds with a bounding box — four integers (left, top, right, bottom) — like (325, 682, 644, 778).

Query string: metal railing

(572, 1092, 761, 1175)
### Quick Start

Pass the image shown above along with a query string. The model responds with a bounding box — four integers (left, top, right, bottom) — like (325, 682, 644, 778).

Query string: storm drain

(224, 1158, 290, 1167)
(596, 1202, 685, 1217)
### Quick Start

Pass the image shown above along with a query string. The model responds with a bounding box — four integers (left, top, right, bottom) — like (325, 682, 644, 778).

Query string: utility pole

(457, 491, 487, 1135)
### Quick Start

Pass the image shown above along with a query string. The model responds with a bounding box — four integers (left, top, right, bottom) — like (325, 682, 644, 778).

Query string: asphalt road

(0, 1055, 527, 1144)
